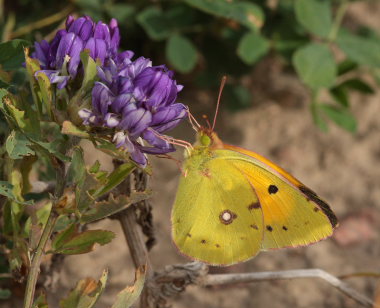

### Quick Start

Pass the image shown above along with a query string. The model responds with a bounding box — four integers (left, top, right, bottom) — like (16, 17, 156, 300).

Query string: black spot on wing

(248, 202, 261, 210)
(268, 185, 278, 194)
(299, 186, 338, 228)
(282, 226, 288, 231)
(266, 225, 273, 232)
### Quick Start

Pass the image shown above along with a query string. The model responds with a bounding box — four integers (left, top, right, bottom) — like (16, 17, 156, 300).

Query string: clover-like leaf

(237, 31, 269, 65)
(337, 31, 380, 68)
(137, 7, 172, 41)
(295, 0, 332, 39)
(319, 104, 357, 132)
(166, 34, 198, 73)
(293, 43, 336, 89)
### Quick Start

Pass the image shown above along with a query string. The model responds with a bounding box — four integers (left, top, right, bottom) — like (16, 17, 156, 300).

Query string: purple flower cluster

(32, 16, 187, 166)
(33, 16, 120, 89)
(79, 56, 187, 166)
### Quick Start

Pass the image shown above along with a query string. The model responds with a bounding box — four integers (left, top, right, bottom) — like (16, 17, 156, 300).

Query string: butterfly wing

(171, 154, 264, 266)
(218, 145, 337, 250)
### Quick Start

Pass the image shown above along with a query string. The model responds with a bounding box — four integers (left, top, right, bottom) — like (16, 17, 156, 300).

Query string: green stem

(23, 158, 66, 308)
(328, 0, 349, 42)
(23, 212, 58, 308)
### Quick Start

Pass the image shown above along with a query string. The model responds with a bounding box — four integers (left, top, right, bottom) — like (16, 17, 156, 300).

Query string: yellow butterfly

(171, 81, 338, 266)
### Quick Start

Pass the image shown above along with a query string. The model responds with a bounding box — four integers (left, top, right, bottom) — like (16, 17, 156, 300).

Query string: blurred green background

(1, 0, 380, 132)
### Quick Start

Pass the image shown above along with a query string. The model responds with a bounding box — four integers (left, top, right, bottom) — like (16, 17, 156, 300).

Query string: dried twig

(146, 262, 375, 308)
(111, 162, 153, 308)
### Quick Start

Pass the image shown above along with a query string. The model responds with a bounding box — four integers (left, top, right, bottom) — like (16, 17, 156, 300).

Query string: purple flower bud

(84, 38, 107, 64)
(133, 66, 181, 109)
(32, 15, 122, 88)
(68, 17, 94, 41)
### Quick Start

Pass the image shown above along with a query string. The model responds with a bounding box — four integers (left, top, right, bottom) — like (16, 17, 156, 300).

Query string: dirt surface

(3, 2, 380, 308)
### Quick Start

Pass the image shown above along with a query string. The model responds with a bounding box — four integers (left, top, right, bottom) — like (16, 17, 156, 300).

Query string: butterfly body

(172, 130, 337, 266)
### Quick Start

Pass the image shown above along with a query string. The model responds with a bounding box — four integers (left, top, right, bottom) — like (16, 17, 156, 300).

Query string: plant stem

(10, 5, 73, 39)
(23, 211, 58, 308)
(23, 158, 66, 308)
(328, 0, 349, 42)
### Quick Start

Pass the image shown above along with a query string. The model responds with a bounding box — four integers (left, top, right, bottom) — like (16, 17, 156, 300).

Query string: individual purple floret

(32, 15, 120, 89)
(79, 56, 187, 167)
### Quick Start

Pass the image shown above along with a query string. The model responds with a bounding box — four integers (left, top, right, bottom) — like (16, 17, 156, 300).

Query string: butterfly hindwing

(172, 156, 264, 265)
(216, 147, 337, 250)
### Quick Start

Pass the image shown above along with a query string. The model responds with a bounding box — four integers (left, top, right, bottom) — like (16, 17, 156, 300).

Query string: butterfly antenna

(212, 75, 227, 131)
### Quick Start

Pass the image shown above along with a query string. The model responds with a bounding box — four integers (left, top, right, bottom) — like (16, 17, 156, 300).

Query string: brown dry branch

(146, 262, 375, 308)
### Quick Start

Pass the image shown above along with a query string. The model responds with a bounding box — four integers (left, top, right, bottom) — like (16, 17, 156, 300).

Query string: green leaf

(294, 0, 332, 38)
(337, 59, 358, 76)
(93, 138, 132, 162)
(24, 202, 52, 250)
(111, 266, 146, 308)
(36, 71, 53, 119)
(62, 121, 90, 138)
(319, 104, 357, 132)
(184, 0, 264, 31)
(0, 39, 30, 70)
(81, 192, 151, 223)
(330, 78, 374, 107)
(224, 84, 252, 111)
(0, 93, 29, 130)
(0, 181, 33, 205)
(60, 269, 108, 308)
(137, 7, 172, 41)
(237, 31, 269, 65)
(6, 130, 35, 159)
(32, 292, 48, 308)
(80, 51, 98, 92)
(91, 162, 135, 199)
(105, 4, 135, 21)
(293, 43, 336, 89)
(166, 34, 198, 73)
(339, 78, 374, 94)
(0, 288, 11, 299)
(51, 225, 115, 255)
(330, 86, 349, 107)
(337, 31, 380, 67)
(67, 147, 86, 185)
(29, 138, 71, 162)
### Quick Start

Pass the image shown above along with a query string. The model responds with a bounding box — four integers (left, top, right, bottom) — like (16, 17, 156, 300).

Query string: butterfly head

(196, 127, 224, 149)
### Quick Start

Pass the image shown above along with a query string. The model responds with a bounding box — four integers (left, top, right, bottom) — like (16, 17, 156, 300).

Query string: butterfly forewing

(171, 155, 264, 266)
